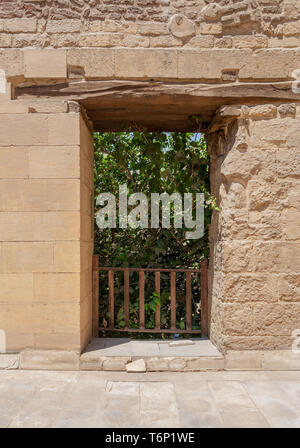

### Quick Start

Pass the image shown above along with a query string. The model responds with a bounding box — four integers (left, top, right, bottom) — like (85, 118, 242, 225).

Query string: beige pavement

(1, 370, 300, 428)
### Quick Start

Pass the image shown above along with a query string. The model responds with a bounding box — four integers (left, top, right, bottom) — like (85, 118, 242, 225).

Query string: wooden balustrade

(92, 256, 208, 337)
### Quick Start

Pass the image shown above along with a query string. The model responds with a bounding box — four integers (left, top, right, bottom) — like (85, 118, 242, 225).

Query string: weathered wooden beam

(15, 80, 296, 102)
(14, 79, 298, 132)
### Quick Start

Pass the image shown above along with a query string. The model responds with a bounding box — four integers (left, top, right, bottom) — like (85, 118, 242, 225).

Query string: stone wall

(208, 103, 300, 352)
(0, 82, 94, 351)
(79, 111, 94, 350)
(0, 1, 299, 354)
(0, 0, 299, 49)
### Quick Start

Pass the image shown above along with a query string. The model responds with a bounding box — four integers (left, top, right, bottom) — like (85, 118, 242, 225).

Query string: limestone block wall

(79, 113, 94, 350)
(208, 103, 300, 352)
(0, 84, 93, 351)
(0, 1, 299, 354)
(0, 0, 299, 50)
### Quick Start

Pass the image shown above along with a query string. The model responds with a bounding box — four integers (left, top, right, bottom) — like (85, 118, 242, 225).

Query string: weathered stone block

(115, 49, 177, 79)
(46, 20, 81, 34)
(123, 35, 149, 48)
(0, 148, 29, 179)
(102, 357, 130, 371)
(262, 351, 300, 370)
(138, 23, 168, 36)
(186, 35, 214, 48)
(3, 242, 53, 273)
(33, 273, 80, 302)
(222, 274, 279, 303)
(32, 303, 80, 335)
(149, 35, 181, 48)
(277, 147, 300, 178)
(48, 113, 80, 146)
(249, 105, 277, 119)
(146, 357, 169, 371)
(24, 49, 67, 78)
(0, 99, 29, 114)
(215, 37, 232, 48)
(283, 21, 300, 36)
(54, 241, 81, 273)
(0, 179, 80, 212)
(67, 49, 114, 78)
(4, 19, 37, 33)
(19, 350, 79, 370)
(233, 36, 268, 50)
(0, 211, 80, 242)
(199, 23, 222, 35)
(0, 34, 12, 48)
(126, 359, 146, 372)
(0, 114, 48, 146)
(278, 103, 296, 117)
(168, 14, 195, 39)
(79, 357, 103, 370)
(223, 302, 300, 337)
(185, 357, 224, 371)
(0, 273, 33, 301)
(29, 146, 80, 179)
(278, 274, 300, 302)
(225, 351, 263, 370)
(282, 209, 300, 240)
(0, 303, 34, 335)
(27, 100, 68, 114)
(168, 357, 186, 371)
(0, 354, 19, 370)
(79, 33, 123, 47)
(178, 49, 250, 80)
(239, 49, 300, 80)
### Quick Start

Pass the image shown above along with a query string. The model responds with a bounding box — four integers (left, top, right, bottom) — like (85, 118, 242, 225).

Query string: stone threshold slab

(82, 338, 222, 358)
(79, 338, 224, 371)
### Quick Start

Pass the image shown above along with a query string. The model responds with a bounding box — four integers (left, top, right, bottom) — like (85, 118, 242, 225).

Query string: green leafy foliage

(93, 130, 216, 337)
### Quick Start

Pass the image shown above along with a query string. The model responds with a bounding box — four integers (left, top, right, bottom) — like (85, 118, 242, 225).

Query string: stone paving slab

(158, 339, 221, 357)
(1, 370, 300, 428)
(83, 338, 220, 357)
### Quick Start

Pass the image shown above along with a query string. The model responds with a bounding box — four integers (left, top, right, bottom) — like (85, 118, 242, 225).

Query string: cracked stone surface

(1, 370, 300, 428)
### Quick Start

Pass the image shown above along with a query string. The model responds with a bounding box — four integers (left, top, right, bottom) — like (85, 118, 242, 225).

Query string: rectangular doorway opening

(83, 128, 222, 366)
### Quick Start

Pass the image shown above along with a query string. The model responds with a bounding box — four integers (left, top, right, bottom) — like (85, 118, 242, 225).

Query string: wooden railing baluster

(139, 271, 145, 329)
(108, 270, 114, 329)
(155, 271, 160, 330)
(124, 269, 130, 328)
(170, 271, 176, 330)
(186, 271, 192, 331)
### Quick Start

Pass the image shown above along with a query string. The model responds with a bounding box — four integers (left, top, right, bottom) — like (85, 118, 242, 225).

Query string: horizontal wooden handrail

(96, 266, 202, 273)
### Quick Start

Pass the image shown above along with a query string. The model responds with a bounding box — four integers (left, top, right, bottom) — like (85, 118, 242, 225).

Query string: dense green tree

(94, 131, 216, 268)
(93, 131, 217, 334)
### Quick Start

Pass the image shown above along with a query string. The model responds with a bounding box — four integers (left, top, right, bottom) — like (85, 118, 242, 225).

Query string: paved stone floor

(1, 370, 300, 428)
(82, 338, 222, 357)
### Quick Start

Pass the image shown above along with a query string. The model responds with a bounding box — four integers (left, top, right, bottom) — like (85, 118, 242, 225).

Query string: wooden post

(170, 271, 176, 330)
(201, 258, 208, 337)
(92, 255, 99, 337)
(155, 271, 160, 330)
(186, 271, 192, 331)
(139, 271, 145, 330)
(124, 269, 130, 328)
(108, 270, 114, 329)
